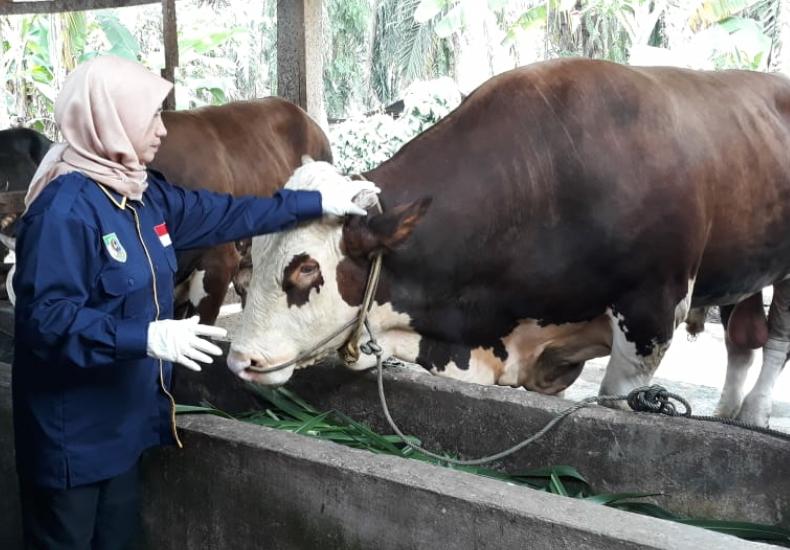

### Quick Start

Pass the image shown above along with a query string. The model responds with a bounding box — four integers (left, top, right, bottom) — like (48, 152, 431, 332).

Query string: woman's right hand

(146, 316, 227, 371)
(318, 178, 380, 217)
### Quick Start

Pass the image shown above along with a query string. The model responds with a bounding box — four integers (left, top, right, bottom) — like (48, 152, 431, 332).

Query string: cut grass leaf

(549, 472, 569, 497)
(174, 403, 232, 419)
(294, 411, 334, 435)
(511, 465, 590, 485)
(673, 520, 790, 543)
(584, 492, 664, 505)
(604, 501, 686, 521)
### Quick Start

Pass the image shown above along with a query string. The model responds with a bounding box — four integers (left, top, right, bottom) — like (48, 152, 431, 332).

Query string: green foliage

(95, 13, 140, 60)
(176, 25, 247, 108)
(2, 0, 786, 131)
(370, 0, 454, 107)
(689, 0, 763, 31)
(328, 77, 463, 174)
(323, 0, 373, 119)
(1, 12, 142, 133)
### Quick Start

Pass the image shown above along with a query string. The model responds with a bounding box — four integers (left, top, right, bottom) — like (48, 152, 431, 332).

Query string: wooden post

(276, 0, 327, 130)
(160, 0, 178, 110)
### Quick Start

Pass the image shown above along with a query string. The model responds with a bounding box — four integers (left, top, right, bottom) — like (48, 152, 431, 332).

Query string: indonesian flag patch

(154, 223, 172, 247)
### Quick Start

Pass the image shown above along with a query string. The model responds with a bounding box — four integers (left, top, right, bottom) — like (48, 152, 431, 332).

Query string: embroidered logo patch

(102, 232, 127, 263)
(154, 223, 172, 247)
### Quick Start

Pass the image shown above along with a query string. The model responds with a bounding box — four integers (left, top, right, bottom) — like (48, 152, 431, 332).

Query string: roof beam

(0, 0, 159, 16)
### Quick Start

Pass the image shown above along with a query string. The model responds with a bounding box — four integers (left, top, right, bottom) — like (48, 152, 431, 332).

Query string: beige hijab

(25, 55, 173, 206)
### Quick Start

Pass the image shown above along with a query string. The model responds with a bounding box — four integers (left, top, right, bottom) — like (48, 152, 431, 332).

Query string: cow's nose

(227, 349, 251, 375)
(227, 348, 295, 386)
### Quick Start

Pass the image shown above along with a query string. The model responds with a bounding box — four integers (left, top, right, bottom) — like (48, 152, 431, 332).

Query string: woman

(12, 55, 376, 549)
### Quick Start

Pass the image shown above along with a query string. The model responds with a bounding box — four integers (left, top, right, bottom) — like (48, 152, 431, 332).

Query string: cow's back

(153, 98, 331, 196)
(366, 59, 790, 321)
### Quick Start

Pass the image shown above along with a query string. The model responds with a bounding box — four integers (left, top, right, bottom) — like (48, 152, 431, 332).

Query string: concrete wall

(137, 414, 770, 550)
(1, 358, 786, 549)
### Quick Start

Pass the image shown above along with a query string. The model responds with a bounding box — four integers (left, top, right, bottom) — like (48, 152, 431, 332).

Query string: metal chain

(361, 322, 790, 467)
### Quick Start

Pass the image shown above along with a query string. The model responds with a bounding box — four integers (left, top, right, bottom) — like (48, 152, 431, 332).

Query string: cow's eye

(282, 255, 324, 307)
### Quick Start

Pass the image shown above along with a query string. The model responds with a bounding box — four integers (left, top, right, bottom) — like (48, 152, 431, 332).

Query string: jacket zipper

(128, 204, 182, 448)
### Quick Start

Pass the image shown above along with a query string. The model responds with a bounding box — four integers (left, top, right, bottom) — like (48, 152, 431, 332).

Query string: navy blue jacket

(12, 170, 322, 488)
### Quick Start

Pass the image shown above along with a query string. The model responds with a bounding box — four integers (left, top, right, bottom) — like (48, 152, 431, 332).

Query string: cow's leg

(737, 282, 790, 426)
(599, 312, 672, 407)
(714, 296, 768, 418)
(599, 282, 692, 407)
(716, 335, 754, 418)
(715, 304, 750, 417)
(194, 244, 240, 325)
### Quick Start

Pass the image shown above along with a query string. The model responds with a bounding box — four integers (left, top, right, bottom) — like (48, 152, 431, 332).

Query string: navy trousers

(19, 463, 141, 550)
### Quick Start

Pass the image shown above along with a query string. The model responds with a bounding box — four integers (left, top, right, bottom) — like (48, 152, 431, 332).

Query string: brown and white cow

(151, 97, 332, 324)
(228, 58, 790, 427)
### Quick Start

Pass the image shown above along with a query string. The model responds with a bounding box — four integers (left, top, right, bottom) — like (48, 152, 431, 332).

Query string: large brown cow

(225, 58, 790, 428)
(151, 98, 332, 323)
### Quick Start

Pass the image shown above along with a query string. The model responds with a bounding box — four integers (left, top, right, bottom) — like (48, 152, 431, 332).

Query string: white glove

(318, 179, 381, 217)
(146, 316, 228, 371)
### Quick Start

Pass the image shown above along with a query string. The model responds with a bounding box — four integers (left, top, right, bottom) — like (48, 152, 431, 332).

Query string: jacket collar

(95, 183, 145, 209)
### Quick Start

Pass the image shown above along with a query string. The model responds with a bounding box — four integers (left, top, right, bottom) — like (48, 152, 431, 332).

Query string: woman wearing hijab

(12, 55, 377, 549)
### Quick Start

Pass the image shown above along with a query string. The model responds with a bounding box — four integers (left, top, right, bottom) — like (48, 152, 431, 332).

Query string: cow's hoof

(735, 395, 771, 428)
(713, 398, 742, 419)
(598, 397, 630, 411)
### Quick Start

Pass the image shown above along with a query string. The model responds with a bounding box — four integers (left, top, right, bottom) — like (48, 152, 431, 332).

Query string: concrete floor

(567, 322, 790, 431)
(216, 301, 790, 432)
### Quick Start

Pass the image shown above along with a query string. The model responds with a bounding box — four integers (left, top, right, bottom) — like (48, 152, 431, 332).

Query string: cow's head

(227, 161, 430, 385)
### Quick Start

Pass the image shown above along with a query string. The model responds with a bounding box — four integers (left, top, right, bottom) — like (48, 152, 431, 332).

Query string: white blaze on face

(228, 161, 363, 385)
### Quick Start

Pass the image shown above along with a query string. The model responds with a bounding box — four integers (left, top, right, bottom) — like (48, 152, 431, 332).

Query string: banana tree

(1, 11, 139, 134)
(661, 0, 775, 70)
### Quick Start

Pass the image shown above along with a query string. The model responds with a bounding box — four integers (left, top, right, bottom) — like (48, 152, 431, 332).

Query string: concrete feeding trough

(1, 337, 788, 549)
(158, 341, 788, 549)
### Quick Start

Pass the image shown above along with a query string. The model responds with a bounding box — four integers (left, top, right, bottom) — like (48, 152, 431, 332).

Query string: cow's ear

(342, 197, 431, 258)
